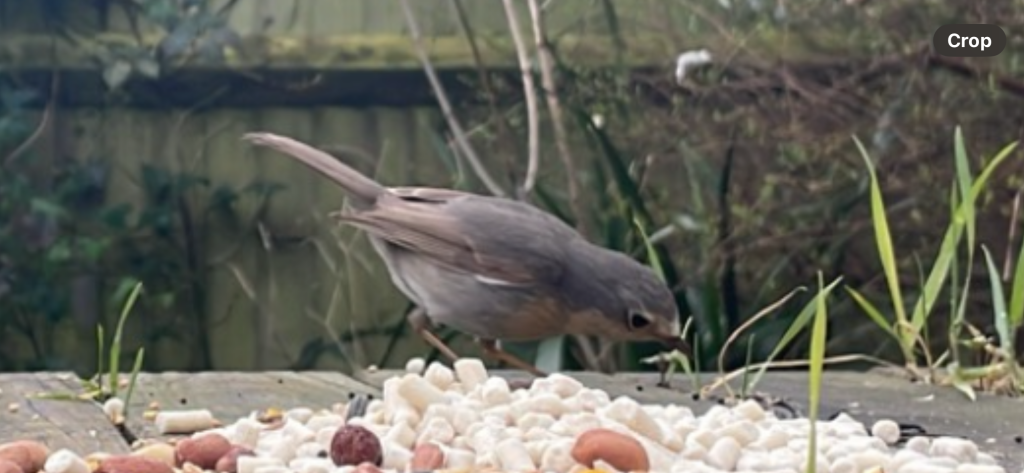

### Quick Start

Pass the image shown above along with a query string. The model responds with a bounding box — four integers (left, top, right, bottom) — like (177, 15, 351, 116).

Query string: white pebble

(931, 437, 980, 463)
(44, 449, 89, 473)
(718, 419, 759, 446)
(305, 413, 343, 432)
(417, 417, 456, 445)
(286, 407, 314, 424)
(445, 447, 476, 469)
(848, 448, 889, 471)
(732, 398, 767, 422)
(237, 456, 284, 473)
(405, 357, 426, 374)
(381, 443, 412, 470)
(423, 362, 455, 390)
(453, 358, 489, 390)
(680, 441, 707, 461)
(871, 419, 901, 445)
(481, 377, 513, 407)
(705, 436, 742, 470)
(830, 457, 858, 473)
(956, 465, 1006, 473)
(231, 417, 265, 449)
(383, 423, 416, 449)
(291, 458, 332, 473)
(599, 396, 663, 443)
(534, 373, 584, 398)
(102, 397, 124, 422)
(154, 409, 216, 434)
(294, 441, 325, 458)
(397, 373, 447, 413)
(253, 466, 289, 473)
(495, 437, 535, 471)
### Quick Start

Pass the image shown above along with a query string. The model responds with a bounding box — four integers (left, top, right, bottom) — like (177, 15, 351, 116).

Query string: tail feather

(242, 132, 386, 208)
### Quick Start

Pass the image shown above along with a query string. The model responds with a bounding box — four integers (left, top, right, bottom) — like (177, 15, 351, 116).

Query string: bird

(242, 132, 688, 376)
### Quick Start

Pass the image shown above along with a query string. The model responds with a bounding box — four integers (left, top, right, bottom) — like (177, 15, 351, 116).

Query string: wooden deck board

(0, 372, 130, 454)
(126, 371, 380, 441)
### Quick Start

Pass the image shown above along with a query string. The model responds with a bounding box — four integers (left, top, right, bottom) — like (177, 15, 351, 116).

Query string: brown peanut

(409, 443, 445, 470)
(175, 434, 232, 469)
(571, 428, 650, 472)
(0, 440, 49, 473)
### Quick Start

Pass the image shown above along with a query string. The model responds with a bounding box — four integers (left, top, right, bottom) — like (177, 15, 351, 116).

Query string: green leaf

(952, 127, 975, 249)
(123, 347, 146, 416)
(908, 139, 1018, 334)
(805, 272, 830, 473)
(981, 245, 1012, 356)
(30, 198, 67, 219)
(110, 280, 144, 395)
(102, 60, 133, 91)
(749, 277, 842, 389)
(845, 287, 896, 339)
(853, 136, 908, 345)
(1007, 226, 1024, 332)
(633, 218, 665, 283)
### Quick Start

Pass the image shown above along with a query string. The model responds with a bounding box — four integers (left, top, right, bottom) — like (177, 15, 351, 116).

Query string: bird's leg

(407, 307, 460, 362)
(478, 338, 549, 377)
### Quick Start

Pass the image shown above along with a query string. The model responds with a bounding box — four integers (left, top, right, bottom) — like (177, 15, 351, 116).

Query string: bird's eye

(628, 311, 651, 330)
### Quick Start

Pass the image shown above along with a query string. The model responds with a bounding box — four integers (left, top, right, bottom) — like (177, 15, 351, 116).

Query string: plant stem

(501, 0, 541, 198)
(525, 0, 587, 236)
(397, 0, 506, 198)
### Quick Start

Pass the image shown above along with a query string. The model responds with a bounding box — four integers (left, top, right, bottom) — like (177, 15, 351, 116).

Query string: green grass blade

(981, 245, 1012, 355)
(123, 347, 145, 415)
(908, 140, 1019, 334)
(110, 280, 144, 395)
(844, 287, 897, 339)
(953, 127, 975, 249)
(853, 136, 908, 345)
(95, 325, 105, 382)
(634, 218, 666, 283)
(805, 272, 830, 473)
(749, 277, 842, 389)
(1007, 229, 1024, 331)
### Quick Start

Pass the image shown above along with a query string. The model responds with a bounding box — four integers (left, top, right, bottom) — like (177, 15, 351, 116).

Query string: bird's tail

(242, 132, 387, 208)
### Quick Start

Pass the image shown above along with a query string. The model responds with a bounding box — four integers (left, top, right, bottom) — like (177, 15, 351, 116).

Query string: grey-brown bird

(243, 132, 687, 376)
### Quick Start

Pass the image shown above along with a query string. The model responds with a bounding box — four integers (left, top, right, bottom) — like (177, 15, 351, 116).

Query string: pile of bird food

(0, 358, 1012, 473)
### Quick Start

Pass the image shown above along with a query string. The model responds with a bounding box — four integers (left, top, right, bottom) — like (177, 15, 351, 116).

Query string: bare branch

(397, 0, 507, 197)
(526, 0, 588, 236)
(501, 0, 541, 197)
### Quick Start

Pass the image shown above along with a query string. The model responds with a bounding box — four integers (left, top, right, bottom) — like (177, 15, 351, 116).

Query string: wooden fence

(0, 0, 684, 373)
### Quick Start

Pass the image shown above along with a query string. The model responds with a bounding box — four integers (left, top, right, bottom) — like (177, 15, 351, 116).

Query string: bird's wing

(338, 194, 565, 286)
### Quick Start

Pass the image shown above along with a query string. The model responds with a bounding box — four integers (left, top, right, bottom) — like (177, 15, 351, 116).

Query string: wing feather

(338, 198, 540, 285)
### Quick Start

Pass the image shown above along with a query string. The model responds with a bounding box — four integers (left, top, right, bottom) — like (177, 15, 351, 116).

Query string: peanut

(570, 428, 650, 472)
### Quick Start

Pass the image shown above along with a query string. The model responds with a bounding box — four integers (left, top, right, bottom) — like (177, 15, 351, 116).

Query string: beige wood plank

(0, 372, 130, 454)
(125, 371, 379, 441)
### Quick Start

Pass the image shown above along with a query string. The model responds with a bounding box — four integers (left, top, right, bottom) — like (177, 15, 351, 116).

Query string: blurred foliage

(439, 0, 1024, 372)
(0, 77, 280, 373)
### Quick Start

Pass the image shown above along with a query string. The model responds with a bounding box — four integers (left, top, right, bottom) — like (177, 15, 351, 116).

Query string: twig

(397, 0, 507, 198)
(526, 0, 588, 236)
(4, 73, 58, 168)
(447, 0, 523, 179)
(501, 0, 541, 198)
